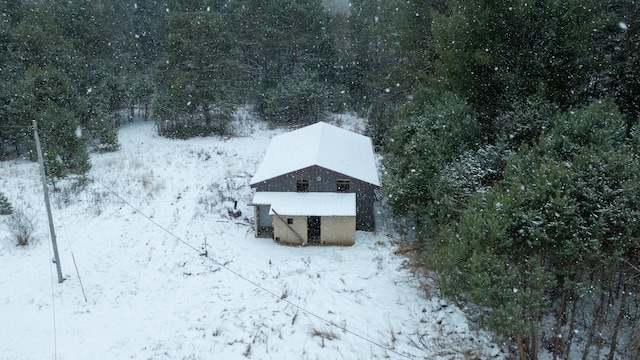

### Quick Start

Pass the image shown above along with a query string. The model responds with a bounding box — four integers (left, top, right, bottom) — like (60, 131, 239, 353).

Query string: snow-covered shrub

(139, 171, 164, 199)
(5, 209, 35, 246)
(310, 327, 339, 347)
(196, 179, 242, 217)
(494, 96, 559, 148)
(53, 176, 89, 209)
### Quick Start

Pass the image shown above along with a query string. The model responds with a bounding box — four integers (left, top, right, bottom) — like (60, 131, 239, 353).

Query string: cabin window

(296, 179, 309, 192)
(337, 179, 351, 192)
(287, 218, 294, 224)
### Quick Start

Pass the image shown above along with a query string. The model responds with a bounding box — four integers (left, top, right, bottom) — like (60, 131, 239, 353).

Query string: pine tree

(153, 6, 243, 138)
(0, 192, 12, 215)
(382, 89, 480, 215)
(260, 68, 328, 124)
(1, 0, 118, 164)
(434, 99, 640, 358)
(39, 0, 120, 150)
(226, 0, 334, 121)
(432, 0, 615, 133)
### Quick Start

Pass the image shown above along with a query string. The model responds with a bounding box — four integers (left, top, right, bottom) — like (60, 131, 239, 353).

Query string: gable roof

(250, 122, 380, 187)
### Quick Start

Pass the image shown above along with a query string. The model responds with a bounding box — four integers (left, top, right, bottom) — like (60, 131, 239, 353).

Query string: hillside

(0, 112, 503, 359)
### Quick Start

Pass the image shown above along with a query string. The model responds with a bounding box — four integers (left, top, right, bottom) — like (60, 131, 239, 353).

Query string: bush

(5, 209, 35, 246)
(0, 193, 12, 215)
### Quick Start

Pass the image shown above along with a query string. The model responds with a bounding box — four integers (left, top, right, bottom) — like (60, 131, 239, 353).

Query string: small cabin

(250, 122, 380, 245)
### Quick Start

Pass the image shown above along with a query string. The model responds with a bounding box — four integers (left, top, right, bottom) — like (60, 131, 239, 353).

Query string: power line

(88, 175, 201, 254)
(57, 207, 88, 302)
(0, 125, 33, 129)
(46, 229, 59, 360)
(88, 174, 418, 359)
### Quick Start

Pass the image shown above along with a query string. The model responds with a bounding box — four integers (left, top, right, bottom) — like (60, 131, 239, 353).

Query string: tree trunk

(582, 284, 606, 360)
(553, 286, 569, 360)
(563, 294, 579, 359)
(562, 294, 578, 359)
(626, 321, 640, 359)
(516, 333, 526, 360)
(530, 324, 538, 360)
(594, 269, 618, 359)
(608, 279, 628, 360)
(203, 104, 211, 126)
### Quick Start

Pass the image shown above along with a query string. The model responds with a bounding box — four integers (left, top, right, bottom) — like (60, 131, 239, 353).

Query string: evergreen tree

(1, 0, 118, 163)
(22, 65, 91, 180)
(346, 0, 437, 147)
(382, 89, 480, 216)
(260, 67, 328, 124)
(0, 0, 26, 24)
(106, 0, 167, 120)
(432, 0, 615, 134)
(348, 0, 403, 145)
(0, 192, 12, 215)
(153, 5, 243, 138)
(608, 1, 640, 129)
(227, 0, 332, 86)
(40, 0, 120, 149)
(226, 0, 335, 123)
(433, 100, 640, 358)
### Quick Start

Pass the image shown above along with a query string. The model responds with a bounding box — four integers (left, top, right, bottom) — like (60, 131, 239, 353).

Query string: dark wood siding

(252, 165, 377, 231)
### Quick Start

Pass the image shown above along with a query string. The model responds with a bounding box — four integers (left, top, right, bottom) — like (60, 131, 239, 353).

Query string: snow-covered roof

(251, 192, 356, 216)
(250, 122, 380, 187)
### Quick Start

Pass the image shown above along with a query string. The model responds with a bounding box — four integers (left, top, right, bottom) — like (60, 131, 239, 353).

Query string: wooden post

(33, 120, 64, 283)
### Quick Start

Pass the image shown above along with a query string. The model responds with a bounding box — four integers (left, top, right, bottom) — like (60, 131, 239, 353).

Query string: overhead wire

(88, 174, 417, 359)
(0, 125, 33, 128)
(56, 207, 88, 302)
(46, 227, 59, 360)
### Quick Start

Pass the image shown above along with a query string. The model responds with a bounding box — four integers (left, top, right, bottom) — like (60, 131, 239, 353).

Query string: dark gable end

(252, 165, 378, 231)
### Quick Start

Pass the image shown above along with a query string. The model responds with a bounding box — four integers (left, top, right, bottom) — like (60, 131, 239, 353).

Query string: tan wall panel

(321, 216, 356, 246)
(273, 215, 307, 245)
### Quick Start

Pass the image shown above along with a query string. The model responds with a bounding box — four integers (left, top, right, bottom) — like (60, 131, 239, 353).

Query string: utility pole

(33, 120, 64, 283)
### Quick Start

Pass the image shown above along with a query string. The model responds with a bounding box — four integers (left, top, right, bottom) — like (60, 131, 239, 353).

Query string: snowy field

(0, 112, 504, 359)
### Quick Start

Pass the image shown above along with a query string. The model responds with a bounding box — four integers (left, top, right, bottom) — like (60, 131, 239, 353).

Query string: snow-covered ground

(0, 111, 504, 359)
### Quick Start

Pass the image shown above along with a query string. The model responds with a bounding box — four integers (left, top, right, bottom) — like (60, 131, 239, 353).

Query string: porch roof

(251, 192, 356, 217)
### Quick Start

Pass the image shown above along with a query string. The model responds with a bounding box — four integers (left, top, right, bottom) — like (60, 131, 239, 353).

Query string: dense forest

(2, 0, 640, 358)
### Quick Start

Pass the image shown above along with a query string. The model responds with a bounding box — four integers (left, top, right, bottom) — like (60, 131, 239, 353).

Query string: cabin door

(307, 216, 321, 243)
(258, 205, 273, 227)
